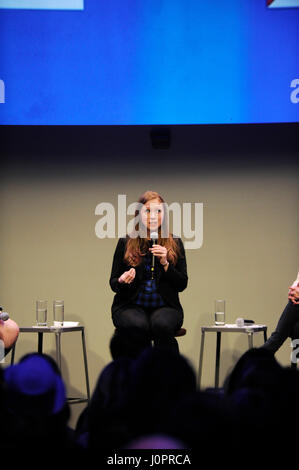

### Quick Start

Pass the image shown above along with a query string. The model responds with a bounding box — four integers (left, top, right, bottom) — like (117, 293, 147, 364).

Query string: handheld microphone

(0, 312, 10, 321)
(150, 231, 158, 280)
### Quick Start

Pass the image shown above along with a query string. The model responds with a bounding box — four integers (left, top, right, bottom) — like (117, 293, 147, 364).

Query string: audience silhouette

(1, 330, 298, 460)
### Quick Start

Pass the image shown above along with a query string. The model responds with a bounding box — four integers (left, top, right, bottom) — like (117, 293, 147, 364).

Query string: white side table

(198, 324, 268, 389)
(11, 325, 90, 404)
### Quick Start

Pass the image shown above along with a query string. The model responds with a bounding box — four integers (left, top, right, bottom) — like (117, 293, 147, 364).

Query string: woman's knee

(151, 308, 183, 334)
(112, 307, 150, 331)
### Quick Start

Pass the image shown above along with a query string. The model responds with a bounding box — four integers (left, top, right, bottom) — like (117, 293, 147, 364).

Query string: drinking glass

(36, 300, 47, 326)
(53, 300, 64, 326)
(214, 299, 225, 325)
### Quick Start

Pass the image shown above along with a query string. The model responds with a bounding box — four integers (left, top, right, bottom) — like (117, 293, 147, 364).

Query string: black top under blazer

(109, 236, 188, 316)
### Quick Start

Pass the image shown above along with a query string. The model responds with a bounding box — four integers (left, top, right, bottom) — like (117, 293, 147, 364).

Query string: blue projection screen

(0, 0, 298, 125)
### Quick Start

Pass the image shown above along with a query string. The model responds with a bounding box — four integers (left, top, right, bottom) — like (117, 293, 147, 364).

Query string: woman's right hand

(118, 268, 136, 284)
(288, 284, 299, 304)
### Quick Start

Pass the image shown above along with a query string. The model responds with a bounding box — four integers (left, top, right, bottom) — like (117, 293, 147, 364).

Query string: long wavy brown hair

(124, 190, 181, 267)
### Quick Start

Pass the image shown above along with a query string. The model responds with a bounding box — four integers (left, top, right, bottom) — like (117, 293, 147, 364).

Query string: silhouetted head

(110, 327, 152, 360)
(128, 347, 196, 435)
(125, 433, 187, 449)
(4, 354, 66, 417)
(87, 357, 134, 450)
(224, 347, 282, 395)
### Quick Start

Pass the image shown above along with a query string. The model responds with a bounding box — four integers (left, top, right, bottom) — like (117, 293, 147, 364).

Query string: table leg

(197, 330, 205, 389)
(55, 331, 62, 371)
(38, 332, 43, 354)
(215, 332, 221, 388)
(10, 343, 16, 365)
(291, 350, 298, 369)
(263, 329, 267, 342)
(81, 329, 90, 402)
(248, 332, 253, 349)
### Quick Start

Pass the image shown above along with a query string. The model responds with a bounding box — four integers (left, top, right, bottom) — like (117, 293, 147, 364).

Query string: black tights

(262, 300, 299, 354)
(112, 304, 183, 354)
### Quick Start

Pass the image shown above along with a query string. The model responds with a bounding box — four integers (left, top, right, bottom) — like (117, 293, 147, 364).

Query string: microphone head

(150, 231, 158, 241)
(0, 312, 9, 321)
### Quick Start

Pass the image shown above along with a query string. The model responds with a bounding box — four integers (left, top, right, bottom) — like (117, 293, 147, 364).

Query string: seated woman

(109, 190, 188, 353)
(262, 272, 299, 354)
(0, 309, 19, 358)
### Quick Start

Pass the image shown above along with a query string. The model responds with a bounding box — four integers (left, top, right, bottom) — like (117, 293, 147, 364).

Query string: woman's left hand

(288, 285, 299, 304)
(149, 244, 168, 265)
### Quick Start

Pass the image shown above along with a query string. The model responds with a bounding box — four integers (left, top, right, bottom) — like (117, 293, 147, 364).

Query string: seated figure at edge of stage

(261, 271, 299, 354)
(0, 307, 19, 358)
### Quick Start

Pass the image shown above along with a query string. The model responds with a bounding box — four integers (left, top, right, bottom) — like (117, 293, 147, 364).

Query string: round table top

(19, 325, 84, 333)
(201, 324, 267, 333)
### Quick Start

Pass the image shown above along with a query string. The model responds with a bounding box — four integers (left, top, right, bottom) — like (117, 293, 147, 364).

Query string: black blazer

(109, 236, 188, 316)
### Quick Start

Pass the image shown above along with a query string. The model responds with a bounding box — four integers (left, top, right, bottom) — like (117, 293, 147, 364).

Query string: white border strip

(0, 0, 84, 10)
(268, 0, 299, 7)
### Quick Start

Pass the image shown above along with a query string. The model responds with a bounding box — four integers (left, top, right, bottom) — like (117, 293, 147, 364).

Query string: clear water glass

(36, 300, 47, 326)
(215, 299, 225, 325)
(53, 299, 64, 326)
